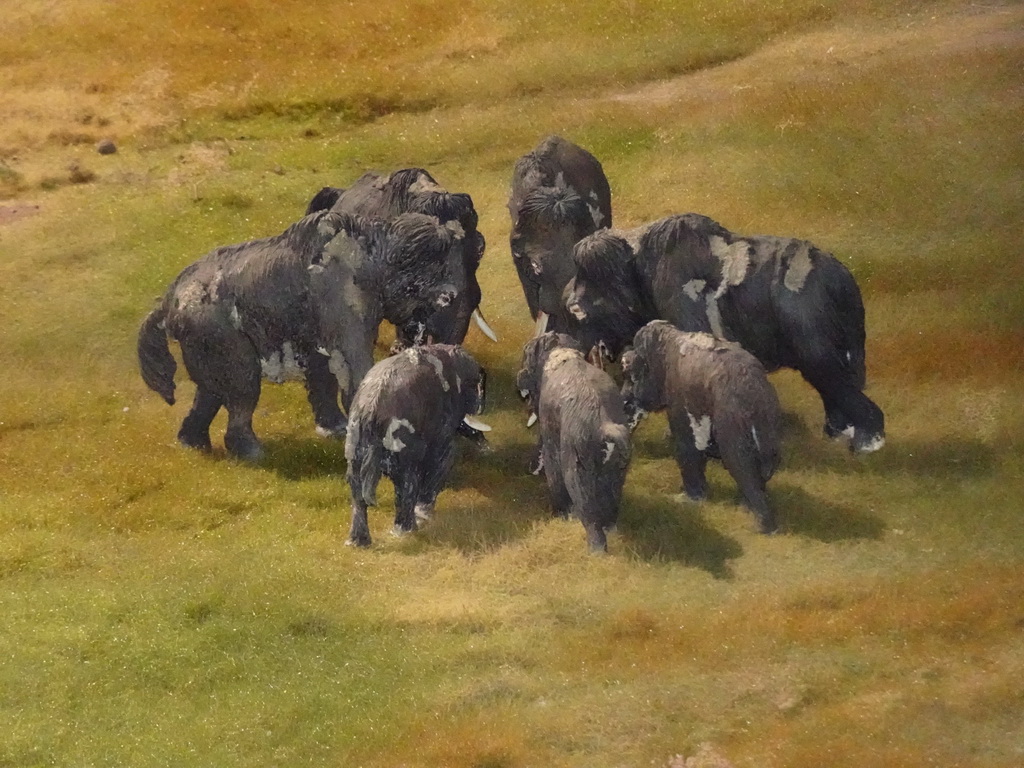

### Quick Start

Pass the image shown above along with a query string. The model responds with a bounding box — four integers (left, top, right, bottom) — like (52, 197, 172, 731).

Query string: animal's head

(564, 229, 649, 361)
(407, 190, 488, 345)
(381, 213, 468, 337)
(620, 321, 675, 421)
(515, 332, 584, 423)
(511, 186, 597, 321)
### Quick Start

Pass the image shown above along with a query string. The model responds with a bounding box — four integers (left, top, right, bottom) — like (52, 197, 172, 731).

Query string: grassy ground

(1, 1, 1023, 766)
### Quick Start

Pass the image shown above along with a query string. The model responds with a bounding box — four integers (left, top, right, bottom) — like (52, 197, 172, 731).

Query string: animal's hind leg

(178, 330, 263, 461)
(718, 428, 776, 534)
(392, 462, 422, 536)
(543, 443, 571, 518)
(415, 440, 455, 523)
(178, 387, 221, 451)
(305, 352, 346, 438)
(565, 460, 609, 554)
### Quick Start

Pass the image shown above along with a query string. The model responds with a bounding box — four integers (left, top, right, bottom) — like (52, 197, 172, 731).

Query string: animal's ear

(621, 349, 644, 379)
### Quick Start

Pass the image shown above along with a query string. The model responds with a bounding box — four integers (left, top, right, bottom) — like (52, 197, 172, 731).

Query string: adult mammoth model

(565, 213, 885, 453)
(508, 135, 612, 335)
(137, 210, 469, 461)
(306, 167, 496, 348)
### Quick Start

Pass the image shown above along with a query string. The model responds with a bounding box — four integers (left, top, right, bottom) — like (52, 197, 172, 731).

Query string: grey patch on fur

(858, 434, 886, 453)
(682, 278, 706, 302)
(710, 236, 750, 286)
(409, 174, 444, 194)
(601, 440, 616, 464)
(687, 411, 713, 451)
(383, 418, 416, 452)
(426, 354, 449, 391)
(328, 350, 350, 393)
(229, 304, 242, 330)
(784, 242, 814, 292)
(261, 342, 303, 383)
(705, 293, 726, 339)
(752, 425, 760, 451)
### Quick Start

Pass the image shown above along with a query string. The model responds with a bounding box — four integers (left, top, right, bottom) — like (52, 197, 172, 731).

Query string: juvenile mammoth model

(344, 344, 489, 546)
(516, 332, 631, 553)
(508, 135, 612, 335)
(566, 213, 885, 453)
(622, 321, 783, 534)
(138, 210, 468, 460)
(306, 167, 496, 347)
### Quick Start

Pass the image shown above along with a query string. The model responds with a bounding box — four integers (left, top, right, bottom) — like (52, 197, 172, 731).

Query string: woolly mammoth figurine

(306, 167, 496, 348)
(138, 210, 468, 460)
(508, 135, 613, 336)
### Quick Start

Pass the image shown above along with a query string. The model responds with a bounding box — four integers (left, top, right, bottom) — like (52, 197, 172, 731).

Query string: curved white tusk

(472, 309, 498, 342)
(463, 415, 492, 432)
(526, 412, 538, 428)
(534, 311, 549, 337)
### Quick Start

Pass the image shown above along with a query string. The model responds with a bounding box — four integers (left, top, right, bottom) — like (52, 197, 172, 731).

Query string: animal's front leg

(305, 351, 346, 438)
(392, 467, 421, 536)
(668, 417, 709, 501)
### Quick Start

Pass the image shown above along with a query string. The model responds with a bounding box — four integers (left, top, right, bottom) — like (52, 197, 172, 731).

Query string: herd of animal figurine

(138, 135, 886, 553)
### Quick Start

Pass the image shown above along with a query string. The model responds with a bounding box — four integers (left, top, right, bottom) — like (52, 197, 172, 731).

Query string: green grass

(2, 1, 1024, 766)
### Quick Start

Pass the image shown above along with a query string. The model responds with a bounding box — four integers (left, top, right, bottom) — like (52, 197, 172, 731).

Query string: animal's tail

(137, 306, 176, 405)
(345, 418, 382, 507)
(599, 422, 632, 471)
(751, 409, 783, 484)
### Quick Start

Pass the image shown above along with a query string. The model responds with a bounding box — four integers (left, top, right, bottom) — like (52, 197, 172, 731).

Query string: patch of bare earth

(607, 6, 1024, 108)
(0, 203, 41, 226)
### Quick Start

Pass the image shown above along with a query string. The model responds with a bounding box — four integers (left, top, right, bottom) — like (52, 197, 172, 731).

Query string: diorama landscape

(1, 1, 1022, 765)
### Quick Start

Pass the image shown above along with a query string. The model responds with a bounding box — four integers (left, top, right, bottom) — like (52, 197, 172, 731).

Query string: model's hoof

(315, 422, 347, 440)
(414, 503, 434, 523)
(345, 535, 371, 548)
(177, 434, 213, 452)
(391, 524, 417, 538)
(852, 432, 886, 454)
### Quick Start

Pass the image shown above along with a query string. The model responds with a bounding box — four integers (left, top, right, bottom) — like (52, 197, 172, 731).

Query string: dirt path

(608, 5, 1024, 108)
(0, 203, 41, 226)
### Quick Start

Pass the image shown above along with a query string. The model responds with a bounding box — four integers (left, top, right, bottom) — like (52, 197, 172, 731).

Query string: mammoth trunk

(137, 307, 177, 405)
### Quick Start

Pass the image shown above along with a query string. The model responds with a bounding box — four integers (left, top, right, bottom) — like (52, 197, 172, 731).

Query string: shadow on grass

(258, 434, 347, 480)
(616, 492, 743, 579)
(773, 481, 886, 542)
